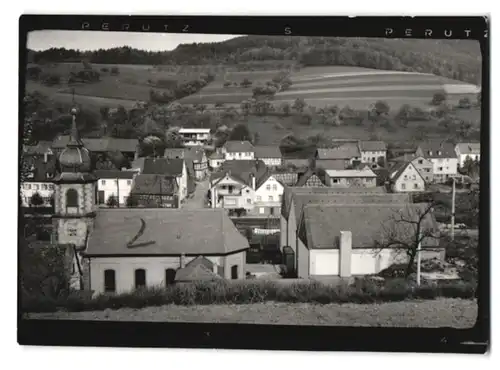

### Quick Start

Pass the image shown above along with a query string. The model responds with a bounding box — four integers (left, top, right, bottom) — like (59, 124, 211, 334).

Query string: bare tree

(374, 203, 443, 278)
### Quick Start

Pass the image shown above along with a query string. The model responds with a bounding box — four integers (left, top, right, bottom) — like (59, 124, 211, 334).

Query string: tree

(373, 100, 390, 116)
(229, 123, 252, 141)
(374, 203, 442, 278)
(280, 102, 291, 116)
(458, 97, 471, 109)
(110, 66, 120, 75)
(240, 78, 252, 88)
(292, 98, 306, 113)
(106, 195, 119, 208)
(30, 192, 45, 208)
(461, 157, 480, 181)
(431, 92, 446, 106)
(223, 81, 231, 88)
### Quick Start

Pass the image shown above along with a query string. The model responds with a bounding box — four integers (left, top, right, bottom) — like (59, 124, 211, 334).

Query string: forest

(28, 36, 482, 84)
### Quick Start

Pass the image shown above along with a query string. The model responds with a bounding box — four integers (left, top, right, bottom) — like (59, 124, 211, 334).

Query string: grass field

(25, 298, 477, 327)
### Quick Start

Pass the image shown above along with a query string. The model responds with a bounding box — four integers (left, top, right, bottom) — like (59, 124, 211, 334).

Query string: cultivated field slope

(26, 298, 477, 327)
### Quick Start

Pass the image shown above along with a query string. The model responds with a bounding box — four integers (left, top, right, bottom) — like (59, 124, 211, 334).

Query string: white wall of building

(260, 158, 282, 167)
(224, 152, 255, 161)
(361, 150, 386, 164)
(391, 164, 426, 193)
(430, 157, 458, 182)
(254, 176, 284, 208)
(97, 178, 134, 205)
(21, 182, 54, 207)
(89, 253, 247, 295)
(310, 249, 339, 276)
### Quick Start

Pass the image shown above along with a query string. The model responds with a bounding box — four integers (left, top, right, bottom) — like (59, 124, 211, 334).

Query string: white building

(254, 146, 283, 168)
(295, 204, 443, 278)
(455, 142, 481, 168)
(178, 128, 211, 147)
(21, 157, 57, 207)
(209, 152, 225, 169)
(416, 143, 458, 183)
(358, 140, 387, 165)
(388, 162, 426, 193)
(222, 140, 255, 161)
(254, 174, 284, 217)
(94, 170, 139, 206)
(85, 209, 250, 295)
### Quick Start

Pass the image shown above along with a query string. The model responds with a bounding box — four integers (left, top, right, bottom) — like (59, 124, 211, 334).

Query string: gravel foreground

(25, 299, 477, 328)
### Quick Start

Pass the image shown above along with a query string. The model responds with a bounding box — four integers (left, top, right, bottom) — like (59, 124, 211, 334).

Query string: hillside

(29, 36, 482, 84)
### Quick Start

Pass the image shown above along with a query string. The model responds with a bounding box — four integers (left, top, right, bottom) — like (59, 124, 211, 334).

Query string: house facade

(164, 147, 208, 181)
(178, 128, 211, 147)
(208, 152, 225, 169)
(254, 146, 283, 168)
(222, 141, 255, 161)
(210, 172, 255, 211)
(94, 170, 138, 206)
(21, 157, 57, 207)
(358, 140, 387, 166)
(455, 142, 481, 168)
(140, 158, 188, 203)
(388, 162, 426, 193)
(416, 142, 458, 183)
(389, 154, 434, 184)
(324, 168, 377, 188)
(254, 174, 284, 217)
(130, 174, 179, 208)
(315, 142, 361, 169)
(85, 209, 250, 295)
(295, 204, 442, 279)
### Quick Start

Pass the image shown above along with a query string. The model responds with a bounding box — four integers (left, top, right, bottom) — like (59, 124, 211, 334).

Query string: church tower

(52, 108, 97, 250)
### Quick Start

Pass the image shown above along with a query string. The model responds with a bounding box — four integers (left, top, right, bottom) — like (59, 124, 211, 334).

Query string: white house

(222, 140, 255, 161)
(324, 167, 377, 188)
(358, 140, 387, 165)
(254, 173, 284, 217)
(254, 146, 282, 168)
(295, 204, 442, 279)
(416, 142, 458, 183)
(208, 152, 225, 170)
(455, 142, 481, 168)
(178, 128, 211, 147)
(21, 157, 57, 207)
(84, 209, 250, 295)
(388, 162, 426, 193)
(94, 170, 139, 206)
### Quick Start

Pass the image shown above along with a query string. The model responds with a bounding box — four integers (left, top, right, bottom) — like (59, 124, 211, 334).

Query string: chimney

(43, 152, 48, 163)
(180, 253, 186, 269)
(339, 231, 352, 278)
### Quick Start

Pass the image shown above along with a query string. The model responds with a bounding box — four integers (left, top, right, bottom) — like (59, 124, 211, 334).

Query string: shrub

(110, 67, 120, 75)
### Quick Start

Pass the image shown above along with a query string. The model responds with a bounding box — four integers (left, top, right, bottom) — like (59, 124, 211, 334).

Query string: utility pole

(416, 231, 422, 286)
(451, 176, 456, 241)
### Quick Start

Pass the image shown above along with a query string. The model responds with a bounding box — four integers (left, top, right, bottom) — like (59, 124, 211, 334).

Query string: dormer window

(428, 151, 432, 155)
(437, 151, 442, 155)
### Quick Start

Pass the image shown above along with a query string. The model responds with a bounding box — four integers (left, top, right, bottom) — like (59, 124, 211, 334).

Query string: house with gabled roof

(254, 145, 283, 167)
(324, 167, 377, 188)
(84, 209, 250, 294)
(164, 147, 208, 181)
(314, 142, 361, 170)
(389, 154, 434, 184)
(21, 156, 58, 208)
(416, 142, 458, 183)
(358, 140, 387, 166)
(388, 161, 426, 193)
(253, 172, 285, 217)
(178, 128, 211, 147)
(222, 140, 255, 161)
(295, 203, 443, 278)
(455, 142, 480, 168)
(295, 168, 326, 187)
(137, 158, 188, 202)
(94, 169, 139, 206)
(209, 160, 267, 214)
(129, 174, 179, 208)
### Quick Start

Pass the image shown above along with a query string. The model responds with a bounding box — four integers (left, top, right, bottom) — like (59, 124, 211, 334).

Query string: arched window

(165, 269, 176, 286)
(134, 268, 146, 289)
(231, 265, 239, 280)
(104, 269, 116, 293)
(66, 188, 79, 208)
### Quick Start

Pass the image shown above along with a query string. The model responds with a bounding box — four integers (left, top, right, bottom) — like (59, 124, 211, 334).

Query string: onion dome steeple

(57, 108, 93, 178)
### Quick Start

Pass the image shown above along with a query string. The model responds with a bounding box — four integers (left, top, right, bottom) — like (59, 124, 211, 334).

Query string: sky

(27, 31, 239, 51)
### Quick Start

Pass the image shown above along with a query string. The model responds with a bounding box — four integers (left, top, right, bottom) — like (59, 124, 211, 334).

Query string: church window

(66, 189, 79, 207)
(134, 269, 146, 289)
(104, 269, 116, 293)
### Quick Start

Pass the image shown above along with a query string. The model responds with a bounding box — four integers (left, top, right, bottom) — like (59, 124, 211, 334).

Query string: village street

(182, 179, 210, 209)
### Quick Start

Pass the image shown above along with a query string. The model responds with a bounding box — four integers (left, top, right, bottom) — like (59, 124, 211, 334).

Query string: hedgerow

(21, 278, 476, 313)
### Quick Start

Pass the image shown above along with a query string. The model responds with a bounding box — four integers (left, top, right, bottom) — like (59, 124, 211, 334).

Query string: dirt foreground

(26, 298, 477, 328)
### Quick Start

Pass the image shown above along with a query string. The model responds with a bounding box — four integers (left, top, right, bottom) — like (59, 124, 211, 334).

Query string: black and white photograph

(17, 15, 489, 353)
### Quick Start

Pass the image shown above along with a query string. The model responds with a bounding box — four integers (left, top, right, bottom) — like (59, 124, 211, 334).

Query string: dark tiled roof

(295, 169, 325, 187)
(143, 158, 185, 176)
(85, 209, 250, 256)
(211, 160, 267, 188)
(130, 174, 178, 195)
(301, 203, 440, 249)
(315, 159, 347, 170)
(417, 142, 457, 159)
(359, 141, 387, 152)
(254, 145, 282, 158)
(24, 157, 58, 182)
(271, 172, 299, 186)
(388, 162, 410, 181)
(223, 140, 254, 153)
(164, 147, 205, 162)
(281, 186, 387, 218)
(94, 170, 138, 179)
(282, 158, 310, 168)
(24, 141, 53, 155)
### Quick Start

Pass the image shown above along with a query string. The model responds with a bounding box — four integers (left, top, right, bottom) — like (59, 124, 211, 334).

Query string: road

(182, 179, 210, 210)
